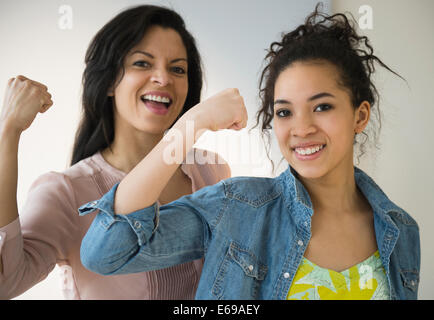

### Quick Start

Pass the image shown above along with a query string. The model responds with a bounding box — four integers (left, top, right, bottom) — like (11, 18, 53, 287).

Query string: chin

(287, 160, 328, 181)
(136, 123, 167, 135)
(138, 118, 175, 134)
(293, 168, 326, 180)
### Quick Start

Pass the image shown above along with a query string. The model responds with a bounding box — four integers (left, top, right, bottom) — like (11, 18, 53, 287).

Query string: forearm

(0, 124, 20, 228)
(115, 111, 207, 214)
(0, 124, 21, 275)
(80, 185, 206, 275)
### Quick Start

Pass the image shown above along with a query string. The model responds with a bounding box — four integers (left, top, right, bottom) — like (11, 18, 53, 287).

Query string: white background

(0, 0, 432, 299)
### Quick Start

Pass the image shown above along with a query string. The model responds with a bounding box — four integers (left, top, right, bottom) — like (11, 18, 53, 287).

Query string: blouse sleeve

(0, 172, 78, 299)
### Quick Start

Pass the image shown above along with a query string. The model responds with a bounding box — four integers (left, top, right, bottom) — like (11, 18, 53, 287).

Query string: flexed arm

(80, 89, 247, 275)
(0, 76, 53, 272)
(114, 88, 248, 214)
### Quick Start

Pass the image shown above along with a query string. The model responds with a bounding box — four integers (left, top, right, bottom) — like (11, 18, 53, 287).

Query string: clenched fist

(188, 88, 248, 132)
(1, 75, 53, 133)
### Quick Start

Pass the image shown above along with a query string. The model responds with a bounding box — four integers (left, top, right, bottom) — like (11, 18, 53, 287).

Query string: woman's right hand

(0, 75, 53, 134)
(188, 88, 248, 132)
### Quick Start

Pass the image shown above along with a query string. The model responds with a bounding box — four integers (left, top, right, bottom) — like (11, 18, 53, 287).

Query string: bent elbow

(80, 225, 141, 275)
(80, 238, 115, 275)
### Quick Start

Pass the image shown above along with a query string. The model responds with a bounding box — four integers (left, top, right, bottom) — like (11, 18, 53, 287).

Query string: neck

(102, 126, 164, 174)
(299, 162, 362, 215)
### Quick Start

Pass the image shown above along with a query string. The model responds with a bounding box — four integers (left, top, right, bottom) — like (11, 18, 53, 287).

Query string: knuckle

(17, 75, 29, 83)
(225, 88, 238, 95)
(23, 80, 32, 87)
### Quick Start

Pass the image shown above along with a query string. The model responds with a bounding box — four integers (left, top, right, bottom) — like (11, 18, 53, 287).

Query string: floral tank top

(287, 251, 390, 300)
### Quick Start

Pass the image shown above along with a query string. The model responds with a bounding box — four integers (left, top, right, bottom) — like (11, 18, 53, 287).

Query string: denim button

(298, 240, 303, 246)
(248, 265, 254, 271)
(134, 221, 141, 229)
(284, 272, 290, 278)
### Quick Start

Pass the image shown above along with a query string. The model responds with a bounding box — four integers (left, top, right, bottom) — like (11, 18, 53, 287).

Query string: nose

(150, 67, 171, 87)
(291, 113, 317, 137)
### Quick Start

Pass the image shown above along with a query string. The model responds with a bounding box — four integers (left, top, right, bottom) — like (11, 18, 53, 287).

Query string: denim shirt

(79, 166, 420, 300)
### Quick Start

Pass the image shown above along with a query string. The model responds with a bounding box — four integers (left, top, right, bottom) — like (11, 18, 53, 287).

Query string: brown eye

(133, 60, 151, 68)
(171, 66, 186, 74)
(314, 103, 332, 112)
(276, 109, 291, 117)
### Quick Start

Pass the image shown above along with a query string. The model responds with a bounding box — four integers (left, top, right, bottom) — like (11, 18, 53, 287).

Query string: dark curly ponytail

(255, 3, 404, 164)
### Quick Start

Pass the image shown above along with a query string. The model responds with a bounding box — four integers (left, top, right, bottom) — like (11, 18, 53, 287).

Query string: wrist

(0, 120, 22, 143)
(176, 108, 210, 140)
(186, 105, 214, 130)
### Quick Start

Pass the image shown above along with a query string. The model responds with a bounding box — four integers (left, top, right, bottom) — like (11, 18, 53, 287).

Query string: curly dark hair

(254, 3, 404, 165)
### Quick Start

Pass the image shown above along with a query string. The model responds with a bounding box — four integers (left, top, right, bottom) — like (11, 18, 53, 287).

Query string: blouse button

(284, 272, 290, 279)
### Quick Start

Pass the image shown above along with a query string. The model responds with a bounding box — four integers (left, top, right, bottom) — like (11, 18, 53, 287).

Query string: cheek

(324, 113, 356, 149)
(114, 71, 144, 100)
(274, 120, 291, 148)
(177, 79, 189, 104)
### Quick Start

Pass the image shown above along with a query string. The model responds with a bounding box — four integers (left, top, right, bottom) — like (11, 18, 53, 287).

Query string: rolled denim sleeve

(79, 182, 224, 275)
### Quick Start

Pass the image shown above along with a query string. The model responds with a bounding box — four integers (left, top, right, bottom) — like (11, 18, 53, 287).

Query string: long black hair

(255, 3, 403, 163)
(70, 5, 203, 165)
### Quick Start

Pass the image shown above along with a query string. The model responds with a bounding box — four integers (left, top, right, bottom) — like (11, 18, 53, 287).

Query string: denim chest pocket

(212, 241, 268, 299)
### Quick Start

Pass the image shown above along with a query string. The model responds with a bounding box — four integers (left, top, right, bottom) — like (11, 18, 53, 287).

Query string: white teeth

(295, 145, 324, 156)
(143, 94, 171, 104)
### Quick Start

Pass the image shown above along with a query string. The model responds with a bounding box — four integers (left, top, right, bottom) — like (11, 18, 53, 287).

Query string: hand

(188, 88, 248, 132)
(1, 75, 53, 134)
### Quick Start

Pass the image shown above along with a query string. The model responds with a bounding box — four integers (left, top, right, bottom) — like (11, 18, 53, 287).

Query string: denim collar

(279, 165, 404, 223)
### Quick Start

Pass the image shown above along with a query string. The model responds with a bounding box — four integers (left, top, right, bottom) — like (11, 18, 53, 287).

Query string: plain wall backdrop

(0, 0, 432, 299)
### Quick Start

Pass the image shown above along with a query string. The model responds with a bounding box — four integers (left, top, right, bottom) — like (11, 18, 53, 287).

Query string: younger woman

(79, 7, 420, 300)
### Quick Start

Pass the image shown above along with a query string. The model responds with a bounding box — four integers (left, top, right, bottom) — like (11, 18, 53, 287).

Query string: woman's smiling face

(273, 60, 370, 180)
(111, 25, 189, 135)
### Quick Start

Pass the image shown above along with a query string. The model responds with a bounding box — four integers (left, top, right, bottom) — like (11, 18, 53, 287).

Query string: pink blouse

(0, 150, 230, 299)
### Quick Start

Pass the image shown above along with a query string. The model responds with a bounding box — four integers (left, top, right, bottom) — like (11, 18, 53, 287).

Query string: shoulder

(387, 204, 421, 277)
(26, 171, 77, 213)
(28, 154, 95, 196)
(26, 152, 115, 209)
(62, 152, 109, 181)
(387, 206, 419, 230)
(221, 175, 282, 208)
(176, 173, 281, 209)
(354, 167, 419, 229)
(354, 167, 420, 266)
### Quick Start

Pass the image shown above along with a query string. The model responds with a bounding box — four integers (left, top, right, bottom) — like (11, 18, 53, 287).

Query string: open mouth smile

(140, 93, 173, 115)
(292, 144, 326, 160)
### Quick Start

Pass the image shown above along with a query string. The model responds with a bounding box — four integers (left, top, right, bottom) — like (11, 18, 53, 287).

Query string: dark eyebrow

(308, 92, 335, 101)
(274, 92, 335, 105)
(130, 50, 187, 63)
(274, 99, 290, 105)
